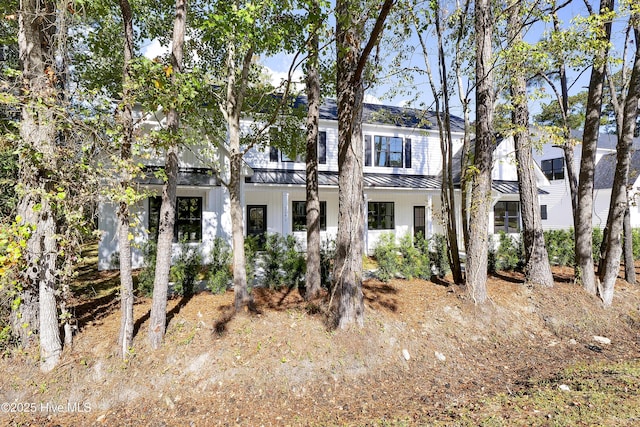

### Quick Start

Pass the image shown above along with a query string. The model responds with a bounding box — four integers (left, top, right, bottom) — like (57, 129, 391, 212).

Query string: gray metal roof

(246, 169, 442, 189)
(309, 98, 466, 132)
(594, 150, 640, 189)
(137, 167, 220, 187)
(246, 168, 535, 194)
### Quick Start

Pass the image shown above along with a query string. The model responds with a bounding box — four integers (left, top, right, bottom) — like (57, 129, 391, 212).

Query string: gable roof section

(594, 150, 640, 190)
(296, 97, 466, 132)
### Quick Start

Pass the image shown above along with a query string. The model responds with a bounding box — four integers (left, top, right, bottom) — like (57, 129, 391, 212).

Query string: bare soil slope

(2, 268, 640, 426)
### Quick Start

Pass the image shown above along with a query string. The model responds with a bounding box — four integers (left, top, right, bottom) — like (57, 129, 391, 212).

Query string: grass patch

(430, 360, 640, 426)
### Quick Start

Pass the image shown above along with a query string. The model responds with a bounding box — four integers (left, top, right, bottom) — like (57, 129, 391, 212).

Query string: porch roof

(246, 168, 541, 194)
(246, 169, 442, 189)
(137, 166, 220, 187)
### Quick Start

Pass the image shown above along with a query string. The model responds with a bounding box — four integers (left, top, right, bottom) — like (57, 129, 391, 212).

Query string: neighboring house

(97, 99, 542, 270)
(531, 129, 640, 230)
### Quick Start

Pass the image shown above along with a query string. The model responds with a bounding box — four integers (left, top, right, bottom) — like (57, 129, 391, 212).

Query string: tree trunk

(334, 1, 365, 327)
(465, 0, 494, 303)
(17, 0, 62, 372)
(333, 83, 365, 328)
(454, 0, 472, 254)
(575, 0, 613, 294)
(434, 1, 463, 284)
(304, 4, 322, 300)
(553, 12, 579, 226)
(230, 142, 251, 312)
(508, 0, 554, 288)
(116, 0, 135, 359)
(148, 0, 186, 349)
(223, 40, 253, 312)
(597, 19, 639, 306)
(623, 204, 636, 284)
(332, 0, 394, 327)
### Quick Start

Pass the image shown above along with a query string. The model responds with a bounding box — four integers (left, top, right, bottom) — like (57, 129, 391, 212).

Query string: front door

(414, 206, 426, 240)
(247, 205, 267, 246)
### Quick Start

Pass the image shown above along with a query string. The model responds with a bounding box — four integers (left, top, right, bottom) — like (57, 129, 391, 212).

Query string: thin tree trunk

(597, 19, 640, 306)
(465, 0, 494, 303)
(434, 1, 463, 284)
(553, 12, 579, 226)
(117, 0, 135, 358)
(575, 0, 613, 294)
(17, 0, 62, 372)
(304, 1, 322, 300)
(224, 41, 253, 312)
(148, 0, 186, 349)
(508, 0, 554, 288)
(623, 203, 636, 284)
(454, 0, 472, 254)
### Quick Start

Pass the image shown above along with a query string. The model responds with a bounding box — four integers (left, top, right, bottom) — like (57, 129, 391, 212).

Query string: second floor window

(541, 157, 564, 180)
(374, 136, 403, 167)
(368, 202, 395, 230)
(292, 201, 327, 231)
(269, 131, 326, 164)
(365, 135, 411, 168)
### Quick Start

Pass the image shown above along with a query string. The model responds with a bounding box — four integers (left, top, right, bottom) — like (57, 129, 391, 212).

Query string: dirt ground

(1, 266, 640, 426)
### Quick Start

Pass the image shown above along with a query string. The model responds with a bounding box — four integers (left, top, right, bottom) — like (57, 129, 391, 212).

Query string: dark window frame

(373, 135, 404, 167)
(541, 157, 564, 181)
(269, 130, 326, 164)
(368, 201, 395, 230)
(494, 201, 521, 233)
(148, 196, 203, 243)
(292, 201, 327, 231)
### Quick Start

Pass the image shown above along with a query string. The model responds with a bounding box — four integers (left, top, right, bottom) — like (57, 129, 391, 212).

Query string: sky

(141, 0, 635, 122)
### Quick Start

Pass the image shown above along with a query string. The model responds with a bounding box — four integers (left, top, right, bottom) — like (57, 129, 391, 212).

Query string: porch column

(282, 191, 289, 237)
(427, 194, 433, 239)
(364, 193, 369, 255)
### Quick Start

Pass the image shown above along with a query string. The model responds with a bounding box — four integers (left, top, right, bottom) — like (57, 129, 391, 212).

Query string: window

(541, 158, 564, 180)
(149, 196, 203, 242)
(374, 136, 403, 167)
(269, 130, 326, 164)
(365, 135, 411, 168)
(292, 201, 326, 231)
(541, 204, 548, 220)
(494, 201, 520, 233)
(368, 202, 395, 230)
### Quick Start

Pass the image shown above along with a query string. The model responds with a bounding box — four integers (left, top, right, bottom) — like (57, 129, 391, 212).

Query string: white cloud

(142, 39, 169, 60)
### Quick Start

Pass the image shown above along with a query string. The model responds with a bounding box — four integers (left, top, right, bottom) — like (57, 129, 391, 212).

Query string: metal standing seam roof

(137, 166, 220, 187)
(246, 168, 536, 194)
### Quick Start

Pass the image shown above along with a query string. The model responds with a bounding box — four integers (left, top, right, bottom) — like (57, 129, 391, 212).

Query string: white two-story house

(97, 98, 543, 270)
(531, 129, 640, 231)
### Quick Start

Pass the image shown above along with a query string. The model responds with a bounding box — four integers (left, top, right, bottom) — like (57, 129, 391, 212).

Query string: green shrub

(373, 232, 399, 282)
(320, 238, 336, 289)
(262, 233, 305, 289)
(544, 229, 575, 266)
(633, 228, 640, 260)
(170, 239, 203, 297)
(244, 234, 259, 286)
(592, 227, 603, 264)
(491, 232, 523, 272)
(206, 237, 232, 294)
(136, 240, 157, 297)
(430, 234, 449, 278)
(398, 232, 430, 280)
